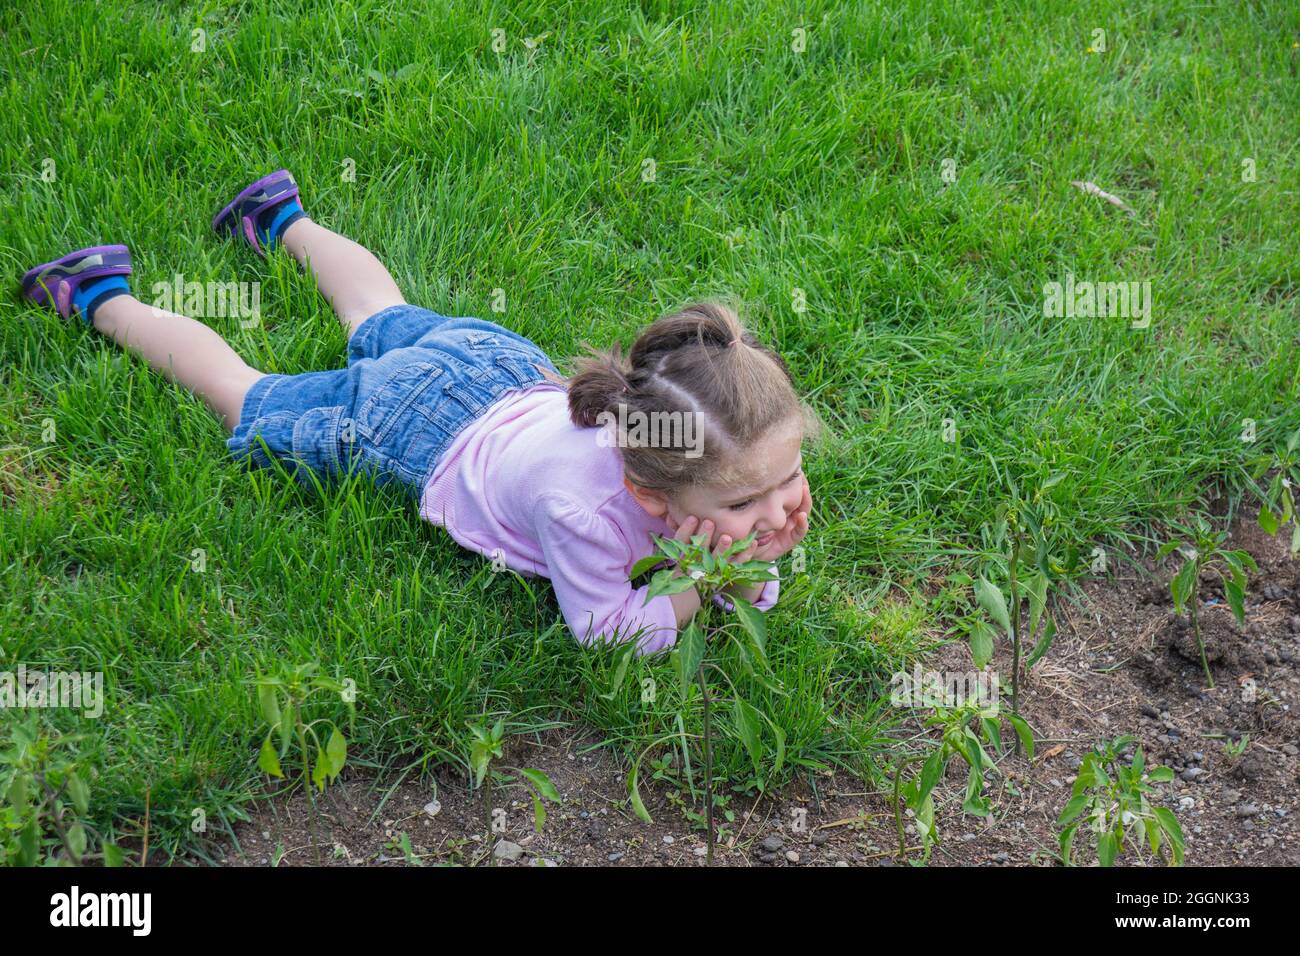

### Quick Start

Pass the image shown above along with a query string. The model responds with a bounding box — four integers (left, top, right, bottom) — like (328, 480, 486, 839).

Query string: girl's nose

(758, 497, 786, 533)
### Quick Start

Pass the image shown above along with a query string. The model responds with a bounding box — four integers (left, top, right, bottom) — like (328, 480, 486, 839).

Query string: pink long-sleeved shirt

(419, 383, 779, 654)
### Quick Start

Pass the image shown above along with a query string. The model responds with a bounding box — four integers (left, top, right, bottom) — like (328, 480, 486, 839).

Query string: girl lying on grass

(20, 169, 816, 653)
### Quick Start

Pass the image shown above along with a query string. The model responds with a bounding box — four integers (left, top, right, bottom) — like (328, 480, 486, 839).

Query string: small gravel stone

(785, 850, 800, 863)
(1235, 804, 1261, 818)
(761, 835, 784, 853)
(1180, 768, 1206, 782)
(422, 800, 441, 818)
(607, 852, 624, 862)
(494, 840, 524, 861)
(811, 831, 830, 846)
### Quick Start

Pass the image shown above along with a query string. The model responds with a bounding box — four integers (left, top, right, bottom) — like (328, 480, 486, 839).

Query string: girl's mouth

(755, 531, 775, 547)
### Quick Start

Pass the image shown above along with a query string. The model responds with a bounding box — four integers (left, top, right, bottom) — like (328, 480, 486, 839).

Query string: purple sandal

(21, 244, 133, 323)
(212, 169, 305, 258)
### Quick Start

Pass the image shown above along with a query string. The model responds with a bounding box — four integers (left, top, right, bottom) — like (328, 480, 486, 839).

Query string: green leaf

(67, 823, 87, 860)
(918, 749, 944, 804)
(1152, 807, 1184, 865)
(1027, 572, 1049, 638)
(1005, 713, 1035, 760)
(1223, 577, 1246, 627)
(519, 768, 560, 802)
(969, 619, 996, 668)
(980, 717, 1003, 755)
(598, 641, 636, 701)
(733, 698, 764, 774)
(530, 790, 547, 832)
(628, 760, 653, 824)
(257, 682, 281, 728)
(67, 772, 89, 816)
(1258, 507, 1279, 536)
(675, 621, 706, 699)
(102, 842, 124, 867)
(1098, 830, 1118, 867)
(258, 736, 283, 778)
(975, 576, 1011, 634)
(1059, 823, 1077, 865)
(1291, 521, 1300, 556)
(7, 773, 29, 816)
(312, 747, 328, 791)
(278, 702, 294, 757)
(326, 727, 347, 778)
(1024, 616, 1057, 669)
(18, 816, 39, 866)
(1145, 766, 1174, 783)
(1170, 559, 1197, 613)
(646, 569, 698, 600)
(731, 597, 767, 655)
(1058, 794, 1089, 826)
(629, 554, 664, 580)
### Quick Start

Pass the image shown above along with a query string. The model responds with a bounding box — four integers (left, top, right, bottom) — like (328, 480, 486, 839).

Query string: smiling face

(624, 415, 804, 549)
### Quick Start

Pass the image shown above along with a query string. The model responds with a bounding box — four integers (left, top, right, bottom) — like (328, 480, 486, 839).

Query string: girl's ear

(623, 475, 669, 517)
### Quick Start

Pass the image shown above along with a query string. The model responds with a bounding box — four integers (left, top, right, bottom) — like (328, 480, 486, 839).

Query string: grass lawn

(2, 0, 1297, 861)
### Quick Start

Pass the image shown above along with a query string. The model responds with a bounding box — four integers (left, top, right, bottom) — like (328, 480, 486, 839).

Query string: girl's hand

(665, 515, 748, 568)
(750, 475, 812, 562)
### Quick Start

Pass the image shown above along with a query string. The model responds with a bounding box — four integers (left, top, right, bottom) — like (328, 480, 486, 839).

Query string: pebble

(758, 852, 778, 864)
(493, 840, 524, 861)
(422, 800, 441, 818)
(785, 850, 800, 863)
(1178, 797, 1195, 811)
(1140, 704, 1160, 719)
(1191, 751, 1204, 762)
(693, 846, 707, 857)
(993, 851, 1009, 862)
(1049, 778, 1063, 788)
(662, 835, 674, 845)
(761, 835, 784, 853)
(812, 831, 829, 846)
(961, 833, 976, 842)
(1180, 768, 1205, 782)
(607, 852, 624, 862)
(1235, 804, 1261, 818)
(834, 860, 849, 867)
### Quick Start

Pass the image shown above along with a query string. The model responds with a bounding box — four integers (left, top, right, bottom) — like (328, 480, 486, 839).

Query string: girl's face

(631, 418, 805, 551)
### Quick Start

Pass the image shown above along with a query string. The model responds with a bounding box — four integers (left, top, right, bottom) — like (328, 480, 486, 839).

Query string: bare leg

(280, 218, 405, 337)
(92, 295, 265, 431)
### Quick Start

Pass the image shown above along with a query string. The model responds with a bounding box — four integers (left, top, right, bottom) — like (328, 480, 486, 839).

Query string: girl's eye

(729, 471, 799, 512)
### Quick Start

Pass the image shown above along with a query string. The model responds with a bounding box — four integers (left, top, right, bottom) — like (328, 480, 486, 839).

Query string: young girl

(20, 169, 814, 654)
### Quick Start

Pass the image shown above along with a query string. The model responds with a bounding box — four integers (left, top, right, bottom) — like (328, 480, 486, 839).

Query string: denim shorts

(227, 304, 561, 495)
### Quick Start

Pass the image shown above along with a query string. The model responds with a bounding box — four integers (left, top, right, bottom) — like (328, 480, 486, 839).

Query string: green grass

(2, 0, 1297, 859)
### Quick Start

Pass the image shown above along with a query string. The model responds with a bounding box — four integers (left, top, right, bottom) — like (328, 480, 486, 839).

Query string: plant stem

(697, 667, 714, 866)
(1009, 534, 1022, 751)
(1190, 578, 1214, 688)
(297, 723, 320, 865)
(481, 764, 494, 867)
(892, 753, 924, 861)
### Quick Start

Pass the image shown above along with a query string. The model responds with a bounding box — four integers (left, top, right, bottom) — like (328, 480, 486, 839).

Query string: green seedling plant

(895, 696, 1034, 861)
(623, 530, 782, 865)
(254, 661, 355, 864)
(1156, 514, 1258, 688)
(969, 478, 1063, 745)
(1223, 734, 1250, 758)
(1251, 427, 1300, 554)
(466, 717, 560, 867)
(1, 717, 124, 867)
(1057, 735, 1183, 867)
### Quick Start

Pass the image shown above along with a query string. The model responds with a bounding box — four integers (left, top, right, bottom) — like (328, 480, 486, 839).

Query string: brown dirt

(210, 513, 1299, 867)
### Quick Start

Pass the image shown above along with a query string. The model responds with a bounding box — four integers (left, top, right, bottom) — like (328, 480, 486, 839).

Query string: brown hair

(565, 301, 822, 492)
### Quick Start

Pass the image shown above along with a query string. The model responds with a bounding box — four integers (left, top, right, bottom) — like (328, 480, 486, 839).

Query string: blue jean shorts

(227, 304, 561, 495)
